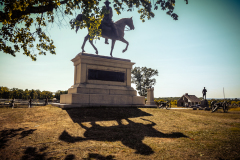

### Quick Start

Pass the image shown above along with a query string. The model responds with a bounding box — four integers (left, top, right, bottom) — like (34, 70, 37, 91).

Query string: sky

(0, 0, 240, 98)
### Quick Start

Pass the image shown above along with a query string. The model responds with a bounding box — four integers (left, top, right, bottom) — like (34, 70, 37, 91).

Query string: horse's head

(127, 17, 135, 30)
(75, 14, 83, 33)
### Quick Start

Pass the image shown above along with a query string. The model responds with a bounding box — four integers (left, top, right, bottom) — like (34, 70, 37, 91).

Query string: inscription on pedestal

(88, 69, 125, 82)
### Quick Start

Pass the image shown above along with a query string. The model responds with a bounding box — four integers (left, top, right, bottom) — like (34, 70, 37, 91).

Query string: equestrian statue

(75, 0, 135, 57)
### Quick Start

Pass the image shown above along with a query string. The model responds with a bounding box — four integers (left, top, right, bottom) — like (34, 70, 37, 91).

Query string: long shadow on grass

(59, 108, 188, 155)
(0, 128, 36, 149)
(21, 146, 76, 160)
(83, 153, 115, 160)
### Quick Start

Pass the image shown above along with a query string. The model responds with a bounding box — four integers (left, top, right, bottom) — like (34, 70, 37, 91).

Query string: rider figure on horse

(101, 0, 118, 44)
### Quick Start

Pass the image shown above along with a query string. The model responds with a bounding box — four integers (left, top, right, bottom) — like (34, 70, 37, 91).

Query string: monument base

(60, 84, 145, 107)
(201, 99, 209, 108)
(59, 53, 145, 108)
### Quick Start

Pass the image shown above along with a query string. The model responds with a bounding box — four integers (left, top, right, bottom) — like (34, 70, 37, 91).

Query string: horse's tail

(75, 14, 83, 33)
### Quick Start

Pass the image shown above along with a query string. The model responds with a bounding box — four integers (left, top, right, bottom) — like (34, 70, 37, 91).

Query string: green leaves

(131, 66, 158, 97)
(0, 0, 187, 60)
(0, 87, 55, 99)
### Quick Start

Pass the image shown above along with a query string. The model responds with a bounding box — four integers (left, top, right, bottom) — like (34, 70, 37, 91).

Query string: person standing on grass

(45, 96, 48, 105)
(11, 98, 15, 109)
(29, 97, 32, 108)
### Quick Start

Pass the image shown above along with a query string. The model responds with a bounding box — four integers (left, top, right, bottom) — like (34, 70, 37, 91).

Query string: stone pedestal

(146, 88, 157, 106)
(201, 99, 209, 108)
(58, 52, 145, 108)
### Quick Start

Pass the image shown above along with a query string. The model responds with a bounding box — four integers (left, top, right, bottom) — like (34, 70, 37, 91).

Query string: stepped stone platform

(56, 52, 145, 108)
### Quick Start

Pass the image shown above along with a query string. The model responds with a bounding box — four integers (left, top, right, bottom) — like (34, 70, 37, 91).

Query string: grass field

(0, 105, 239, 160)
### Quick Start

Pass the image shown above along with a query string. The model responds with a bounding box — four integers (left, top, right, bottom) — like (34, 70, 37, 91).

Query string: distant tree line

(154, 98, 240, 107)
(207, 99, 240, 107)
(154, 98, 179, 106)
(0, 86, 67, 100)
(54, 90, 68, 100)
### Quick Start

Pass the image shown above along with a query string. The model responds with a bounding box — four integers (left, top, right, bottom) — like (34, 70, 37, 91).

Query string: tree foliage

(0, 0, 188, 60)
(131, 66, 158, 97)
(0, 86, 54, 99)
(54, 90, 68, 100)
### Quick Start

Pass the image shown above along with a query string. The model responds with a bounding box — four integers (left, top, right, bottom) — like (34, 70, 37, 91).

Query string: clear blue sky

(0, 0, 240, 98)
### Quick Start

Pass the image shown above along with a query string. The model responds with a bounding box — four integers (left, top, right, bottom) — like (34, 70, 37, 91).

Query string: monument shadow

(59, 108, 188, 155)
(0, 128, 36, 149)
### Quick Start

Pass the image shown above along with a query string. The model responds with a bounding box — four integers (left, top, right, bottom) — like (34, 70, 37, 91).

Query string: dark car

(196, 104, 201, 108)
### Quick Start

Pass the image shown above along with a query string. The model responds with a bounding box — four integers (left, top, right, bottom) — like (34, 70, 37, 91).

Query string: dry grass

(0, 105, 239, 160)
(229, 107, 240, 111)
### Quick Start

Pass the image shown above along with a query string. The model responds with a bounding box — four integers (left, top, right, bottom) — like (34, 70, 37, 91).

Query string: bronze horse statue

(75, 14, 135, 57)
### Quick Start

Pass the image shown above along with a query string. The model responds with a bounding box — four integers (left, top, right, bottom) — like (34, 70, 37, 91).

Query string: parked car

(196, 104, 201, 108)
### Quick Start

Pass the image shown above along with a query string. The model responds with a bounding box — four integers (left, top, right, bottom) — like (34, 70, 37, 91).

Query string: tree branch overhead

(0, 0, 188, 61)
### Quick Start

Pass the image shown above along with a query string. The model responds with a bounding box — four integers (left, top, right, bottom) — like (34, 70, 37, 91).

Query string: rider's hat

(104, 0, 111, 5)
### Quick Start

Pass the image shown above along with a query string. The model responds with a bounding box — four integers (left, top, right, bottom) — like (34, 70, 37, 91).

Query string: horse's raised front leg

(89, 38, 98, 55)
(119, 38, 129, 53)
(105, 38, 109, 44)
(110, 39, 116, 57)
(81, 34, 89, 53)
